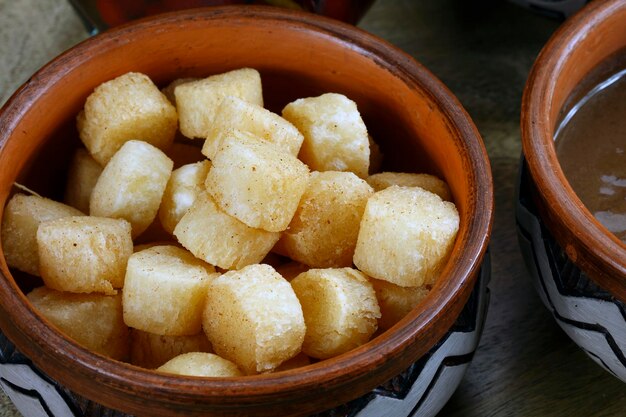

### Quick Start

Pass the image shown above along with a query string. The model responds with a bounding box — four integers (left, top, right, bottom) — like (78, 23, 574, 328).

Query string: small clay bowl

(518, 0, 626, 381)
(0, 6, 493, 416)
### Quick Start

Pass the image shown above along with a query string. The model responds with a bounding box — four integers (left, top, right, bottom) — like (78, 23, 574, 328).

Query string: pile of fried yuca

(1, 68, 459, 377)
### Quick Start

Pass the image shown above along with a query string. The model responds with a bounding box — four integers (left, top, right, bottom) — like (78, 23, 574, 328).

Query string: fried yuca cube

(370, 278, 430, 331)
(77, 72, 177, 165)
(64, 148, 103, 213)
(123, 245, 217, 336)
(290, 268, 380, 359)
(282, 93, 370, 178)
(203, 264, 305, 374)
(159, 160, 211, 235)
(275, 171, 373, 268)
(90, 140, 173, 238)
(366, 172, 452, 201)
(353, 186, 460, 287)
(130, 328, 213, 369)
(175, 68, 263, 139)
(1, 194, 84, 276)
(37, 216, 133, 294)
(174, 192, 279, 270)
(205, 131, 309, 232)
(27, 287, 129, 360)
(201, 95, 304, 159)
(157, 352, 243, 377)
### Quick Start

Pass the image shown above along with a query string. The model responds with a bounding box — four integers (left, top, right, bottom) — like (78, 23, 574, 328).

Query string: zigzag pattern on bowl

(516, 159, 626, 382)
(0, 260, 489, 417)
(315, 255, 490, 417)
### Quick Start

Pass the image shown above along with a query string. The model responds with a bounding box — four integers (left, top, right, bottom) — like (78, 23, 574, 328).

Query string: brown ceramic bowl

(0, 6, 493, 416)
(521, 0, 626, 302)
(518, 0, 626, 382)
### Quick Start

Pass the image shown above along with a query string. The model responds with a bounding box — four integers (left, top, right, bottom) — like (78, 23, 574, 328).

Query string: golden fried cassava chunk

(129, 329, 213, 369)
(370, 278, 430, 331)
(77, 72, 177, 165)
(366, 172, 452, 201)
(353, 186, 459, 287)
(90, 140, 173, 238)
(205, 131, 309, 232)
(1, 194, 84, 276)
(158, 160, 211, 235)
(201, 95, 303, 159)
(282, 93, 370, 178)
(174, 192, 279, 270)
(36, 216, 133, 294)
(290, 268, 380, 359)
(27, 287, 129, 361)
(275, 171, 373, 268)
(123, 245, 216, 336)
(157, 352, 243, 377)
(202, 264, 305, 374)
(64, 148, 103, 213)
(175, 68, 263, 139)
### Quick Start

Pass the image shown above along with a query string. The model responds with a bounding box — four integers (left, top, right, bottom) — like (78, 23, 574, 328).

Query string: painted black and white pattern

(516, 159, 626, 382)
(314, 255, 490, 417)
(0, 261, 489, 417)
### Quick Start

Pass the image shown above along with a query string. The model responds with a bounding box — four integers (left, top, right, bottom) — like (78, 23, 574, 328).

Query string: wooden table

(1, 0, 625, 416)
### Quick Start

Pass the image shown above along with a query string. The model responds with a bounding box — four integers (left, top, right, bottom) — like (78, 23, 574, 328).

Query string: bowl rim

(0, 5, 493, 414)
(521, 0, 626, 303)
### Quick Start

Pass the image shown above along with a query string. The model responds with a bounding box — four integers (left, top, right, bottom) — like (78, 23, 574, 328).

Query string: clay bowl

(518, 0, 626, 381)
(0, 6, 493, 416)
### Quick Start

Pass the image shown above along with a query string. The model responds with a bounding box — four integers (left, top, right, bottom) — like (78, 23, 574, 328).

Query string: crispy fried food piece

(174, 192, 279, 270)
(157, 352, 243, 377)
(90, 140, 173, 238)
(275, 171, 373, 268)
(1, 194, 84, 276)
(201, 95, 303, 159)
(290, 268, 380, 359)
(205, 131, 309, 232)
(37, 216, 132, 294)
(282, 93, 370, 178)
(366, 172, 452, 201)
(353, 186, 459, 287)
(175, 68, 263, 139)
(123, 245, 216, 336)
(203, 264, 305, 374)
(77, 72, 177, 165)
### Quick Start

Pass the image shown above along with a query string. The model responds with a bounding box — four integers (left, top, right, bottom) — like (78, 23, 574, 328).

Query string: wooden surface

(0, 0, 624, 416)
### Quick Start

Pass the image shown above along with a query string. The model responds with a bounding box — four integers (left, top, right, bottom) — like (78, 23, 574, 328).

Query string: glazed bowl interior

(0, 6, 492, 416)
(521, 0, 626, 302)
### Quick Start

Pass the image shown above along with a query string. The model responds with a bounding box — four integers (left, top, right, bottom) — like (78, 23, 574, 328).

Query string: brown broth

(555, 53, 626, 244)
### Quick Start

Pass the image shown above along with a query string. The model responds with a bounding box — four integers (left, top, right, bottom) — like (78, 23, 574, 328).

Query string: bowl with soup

(518, 0, 626, 382)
